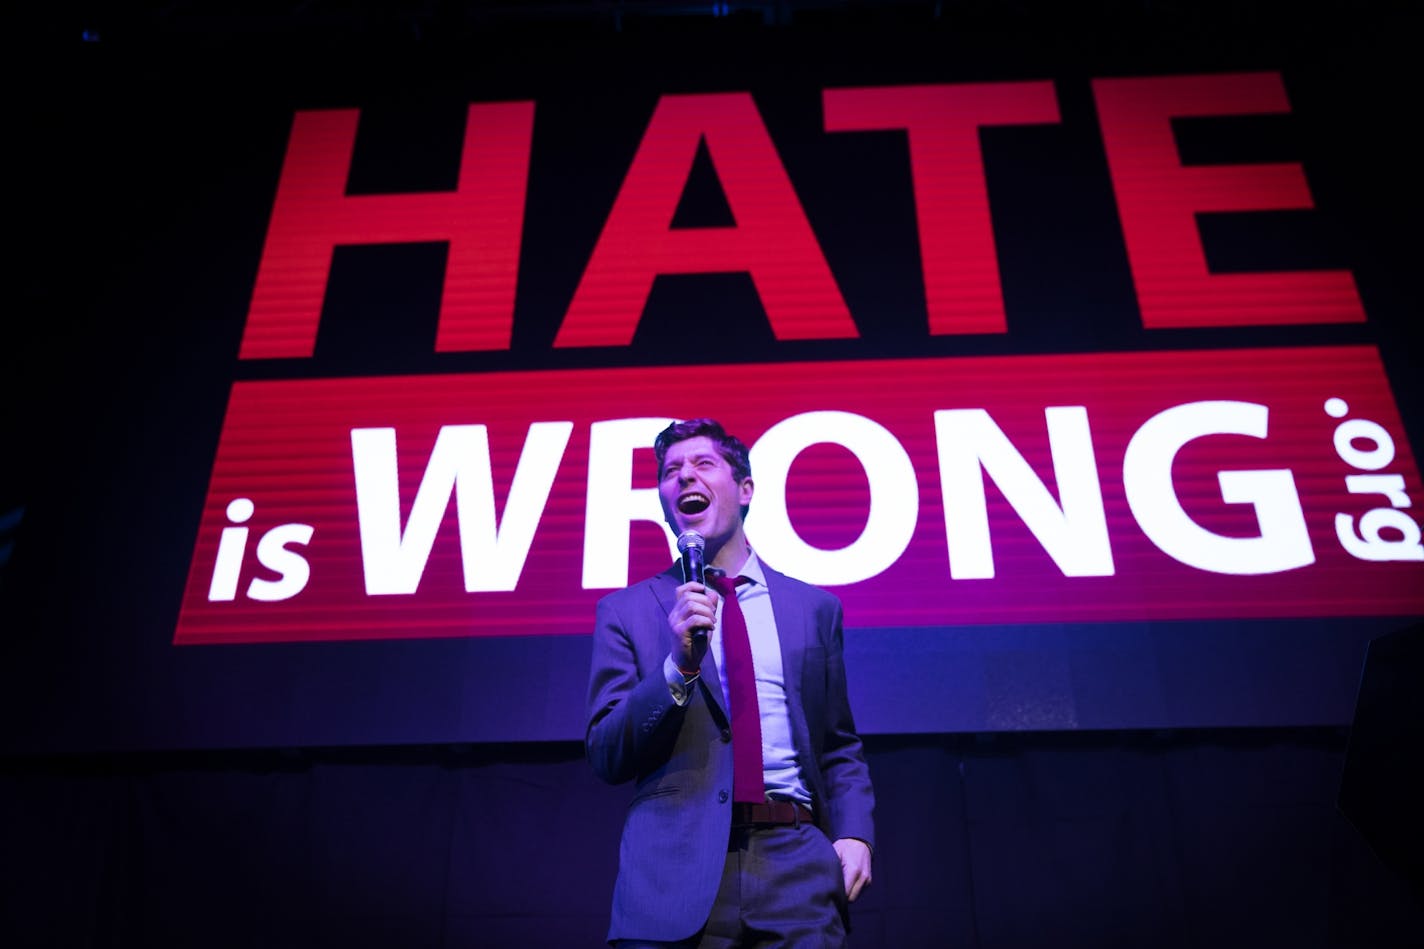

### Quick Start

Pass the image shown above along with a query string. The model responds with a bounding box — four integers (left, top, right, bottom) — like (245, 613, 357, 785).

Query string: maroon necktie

(710, 573, 763, 803)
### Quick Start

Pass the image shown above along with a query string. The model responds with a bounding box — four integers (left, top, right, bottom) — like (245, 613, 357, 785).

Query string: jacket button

(720, 729, 731, 743)
(718, 790, 729, 803)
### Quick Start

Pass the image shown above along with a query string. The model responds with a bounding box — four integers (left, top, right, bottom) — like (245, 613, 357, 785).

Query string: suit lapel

(764, 565, 812, 738)
(764, 564, 807, 697)
(762, 564, 826, 810)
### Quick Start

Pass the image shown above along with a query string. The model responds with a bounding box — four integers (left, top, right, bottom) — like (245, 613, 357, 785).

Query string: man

(586, 418, 875, 947)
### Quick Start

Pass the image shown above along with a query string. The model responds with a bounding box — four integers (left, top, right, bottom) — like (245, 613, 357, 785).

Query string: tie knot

(709, 572, 748, 595)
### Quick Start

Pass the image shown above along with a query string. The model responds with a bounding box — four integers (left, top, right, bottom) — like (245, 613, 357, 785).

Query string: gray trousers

(618, 822, 848, 949)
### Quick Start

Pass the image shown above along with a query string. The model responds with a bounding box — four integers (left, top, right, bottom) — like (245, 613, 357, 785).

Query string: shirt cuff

(664, 655, 699, 705)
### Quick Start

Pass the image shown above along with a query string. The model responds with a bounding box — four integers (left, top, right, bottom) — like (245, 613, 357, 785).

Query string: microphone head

(676, 530, 705, 555)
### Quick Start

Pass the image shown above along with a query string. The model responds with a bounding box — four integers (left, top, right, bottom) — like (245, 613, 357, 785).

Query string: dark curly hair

(653, 418, 752, 483)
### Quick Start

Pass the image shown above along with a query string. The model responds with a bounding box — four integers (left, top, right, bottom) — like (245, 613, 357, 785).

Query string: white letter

(1123, 401, 1313, 574)
(1333, 418, 1395, 471)
(351, 422, 572, 595)
(583, 418, 677, 589)
(934, 406, 1114, 579)
(1335, 510, 1424, 562)
(1345, 473, 1411, 509)
(207, 498, 254, 602)
(247, 523, 315, 602)
(747, 411, 917, 585)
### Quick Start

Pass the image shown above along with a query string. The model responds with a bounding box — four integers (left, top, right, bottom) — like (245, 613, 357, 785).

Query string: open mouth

(677, 492, 711, 515)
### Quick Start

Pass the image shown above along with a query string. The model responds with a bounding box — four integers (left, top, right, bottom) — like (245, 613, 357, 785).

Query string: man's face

(658, 435, 754, 546)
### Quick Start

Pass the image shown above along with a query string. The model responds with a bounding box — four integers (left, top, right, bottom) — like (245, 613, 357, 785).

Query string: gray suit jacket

(585, 561, 875, 943)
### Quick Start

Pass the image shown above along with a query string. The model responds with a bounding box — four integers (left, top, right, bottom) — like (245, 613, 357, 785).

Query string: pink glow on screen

(175, 346, 1423, 644)
(1094, 72, 1365, 328)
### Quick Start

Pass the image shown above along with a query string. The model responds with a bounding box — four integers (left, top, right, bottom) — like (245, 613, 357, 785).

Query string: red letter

(824, 82, 1060, 336)
(1093, 73, 1363, 328)
(240, 102, 534, 359)
(555, 93, 855, 348)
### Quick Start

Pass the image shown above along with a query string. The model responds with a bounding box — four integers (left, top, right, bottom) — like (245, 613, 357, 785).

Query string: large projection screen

(3, 19, 1419, 752)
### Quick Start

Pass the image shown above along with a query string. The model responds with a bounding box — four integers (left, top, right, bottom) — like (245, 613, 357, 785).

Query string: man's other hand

(832, 837, 873, 902)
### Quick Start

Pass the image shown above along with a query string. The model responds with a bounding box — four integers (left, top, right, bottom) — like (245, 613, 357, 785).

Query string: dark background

(3, 1, 1421, 945)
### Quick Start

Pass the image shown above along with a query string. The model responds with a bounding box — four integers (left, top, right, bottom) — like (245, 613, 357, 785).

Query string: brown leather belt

(730, 800, 814, 827)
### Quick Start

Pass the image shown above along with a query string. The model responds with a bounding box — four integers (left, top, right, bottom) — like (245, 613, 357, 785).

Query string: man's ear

(738, 477, 754, 506)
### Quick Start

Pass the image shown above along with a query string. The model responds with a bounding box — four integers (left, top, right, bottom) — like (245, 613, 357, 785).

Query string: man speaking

(586, 418, 875, 947)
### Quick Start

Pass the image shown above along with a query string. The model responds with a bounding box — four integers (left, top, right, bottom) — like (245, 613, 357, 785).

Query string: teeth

(678, 493, 710, 514)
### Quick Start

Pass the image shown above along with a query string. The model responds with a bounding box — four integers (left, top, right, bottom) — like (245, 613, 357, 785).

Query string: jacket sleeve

(816, 596, 876, 849)
(585, 588, 688, 786)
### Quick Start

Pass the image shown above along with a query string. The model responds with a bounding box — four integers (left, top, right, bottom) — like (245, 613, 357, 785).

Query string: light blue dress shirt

(664, 551, 811, 806)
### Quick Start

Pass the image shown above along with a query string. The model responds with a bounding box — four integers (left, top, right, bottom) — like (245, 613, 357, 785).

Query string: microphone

(676, 530, 710, 640)
(677, 530, 707, 586)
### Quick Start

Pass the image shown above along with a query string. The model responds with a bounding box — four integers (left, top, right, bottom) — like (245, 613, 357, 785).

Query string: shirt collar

(710, 549, 765, 588)
(740, 550, 766, 587)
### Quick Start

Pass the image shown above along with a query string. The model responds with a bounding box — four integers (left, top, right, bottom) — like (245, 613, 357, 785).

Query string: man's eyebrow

(662, 451, 720, 471)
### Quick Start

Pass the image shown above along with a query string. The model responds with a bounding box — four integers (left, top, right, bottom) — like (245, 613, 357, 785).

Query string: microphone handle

(681, 546, 709, 639)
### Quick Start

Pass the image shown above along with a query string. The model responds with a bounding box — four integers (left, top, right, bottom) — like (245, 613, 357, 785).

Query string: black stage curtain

(3, 731, 1419, 948)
